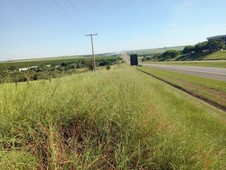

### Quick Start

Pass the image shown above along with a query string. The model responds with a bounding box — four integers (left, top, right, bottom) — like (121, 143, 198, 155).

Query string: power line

(65, 0, 111, 53)
(42, 0, 84, 34)
(66, 0, 95, 32)
(42, 0, 64, 17)
(43, 0, 111, 54)
(50, 0, 88, 34)
(41, 0, 85, 55)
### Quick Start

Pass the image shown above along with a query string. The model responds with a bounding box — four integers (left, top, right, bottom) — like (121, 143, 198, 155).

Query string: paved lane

(141, 63, 226, 81)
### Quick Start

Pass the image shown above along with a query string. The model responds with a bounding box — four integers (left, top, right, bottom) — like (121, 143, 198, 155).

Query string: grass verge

(0, 65, 225, 169)
(143, 60, 226, 68)
(138, 66, 226, 108)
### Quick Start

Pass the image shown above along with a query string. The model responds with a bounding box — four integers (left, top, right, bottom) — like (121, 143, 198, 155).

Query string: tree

(61, 62, 68, 67)
(162, 50, 180, 60)
(106, 66, 111, 70)
(37, 64, 48, 72)
(33, 74, 39, 80)
(182, 46, 195, 54)
(207, 39, 225, 51)
(8, 65, 17, 72)
(194, 42, 207, 53)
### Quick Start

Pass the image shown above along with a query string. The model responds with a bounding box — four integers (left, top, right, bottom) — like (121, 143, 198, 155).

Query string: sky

(0, 0, 226, 61)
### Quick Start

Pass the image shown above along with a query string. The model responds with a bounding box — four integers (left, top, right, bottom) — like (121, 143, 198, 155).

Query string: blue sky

(1, 0, 226, 60)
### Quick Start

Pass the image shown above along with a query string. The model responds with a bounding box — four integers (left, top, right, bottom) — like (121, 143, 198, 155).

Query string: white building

(30, 66, 38, 69)
(19, 68, 29, 72)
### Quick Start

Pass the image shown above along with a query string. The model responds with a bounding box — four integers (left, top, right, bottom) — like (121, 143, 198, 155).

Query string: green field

(203, 50, 226, 60)
(0, 56, 121, 83)
(128, 46, 185, 55)
(0, 55, 120, 69)
(144, 60, 226, 68)
(1, 55, 84, 63)
(0, 65, 225, 169)
(138, 66, 226, 108)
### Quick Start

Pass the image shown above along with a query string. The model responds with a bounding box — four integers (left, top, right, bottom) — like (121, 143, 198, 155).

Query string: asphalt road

(141, 63, 226, 81)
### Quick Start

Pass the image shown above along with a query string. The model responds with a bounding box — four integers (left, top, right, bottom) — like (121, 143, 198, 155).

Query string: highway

(141, 63, 226, 81)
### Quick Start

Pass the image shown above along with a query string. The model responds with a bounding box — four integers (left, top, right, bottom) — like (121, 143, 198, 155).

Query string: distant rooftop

(207, 35, 226, 40)
(207, 35, 226, 45)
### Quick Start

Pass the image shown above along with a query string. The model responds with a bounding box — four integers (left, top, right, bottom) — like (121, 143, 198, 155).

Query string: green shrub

(106, 65, 111, 70)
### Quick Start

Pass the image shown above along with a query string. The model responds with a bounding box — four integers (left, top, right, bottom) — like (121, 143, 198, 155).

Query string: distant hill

(1, 55, 85, 63)
(127, 46, 185, 56)
(1, 53, 120, 63)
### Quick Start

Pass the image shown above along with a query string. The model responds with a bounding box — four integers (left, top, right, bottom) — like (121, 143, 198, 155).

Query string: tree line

(142, 39, 225, 62)
(0, 56, 121, 83)
(182, 39, 225, 55)
(142, 50, 180, 62)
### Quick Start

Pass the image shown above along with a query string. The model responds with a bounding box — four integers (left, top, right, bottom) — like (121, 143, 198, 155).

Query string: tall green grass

(0, 65, 225, 169)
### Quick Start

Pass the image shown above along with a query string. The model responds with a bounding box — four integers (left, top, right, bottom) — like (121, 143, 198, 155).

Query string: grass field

(138, 66, 226, 108)
(0, 56, 120, 70)
(0, 55, 84, 63)
(0, 65, 225, 169)
(128, 46, 185, 55)
(143, 60, 226, 68)
(203, 50, 226, 60)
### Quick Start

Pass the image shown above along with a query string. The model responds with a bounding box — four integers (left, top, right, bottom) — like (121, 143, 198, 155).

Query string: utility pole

(86, 33, 98, 72)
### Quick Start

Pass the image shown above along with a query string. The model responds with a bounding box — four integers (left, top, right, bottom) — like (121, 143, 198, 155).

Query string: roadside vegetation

(142, 50, 180, 62)
(128, 46, 184, 56)
(138, 66, 226, 108)
(203, 50, 226, 60)
(181, 39, 225, 56)
(0, 56, 121, 83)
(0, 65, 225, 169)
(142, 39, 226, 62)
